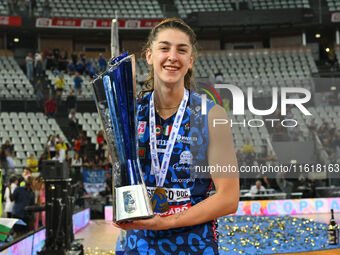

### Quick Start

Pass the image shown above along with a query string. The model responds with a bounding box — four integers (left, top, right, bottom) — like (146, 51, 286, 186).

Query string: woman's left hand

(112, 215, 170, 231)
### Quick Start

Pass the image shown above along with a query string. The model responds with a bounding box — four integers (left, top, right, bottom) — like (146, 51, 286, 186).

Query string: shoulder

(190, 91, 216, 110)
(137, 92, 151, 111)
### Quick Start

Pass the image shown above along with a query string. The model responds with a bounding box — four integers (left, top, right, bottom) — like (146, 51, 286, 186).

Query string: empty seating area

(196, 48, 317, 96)
(0, 1, 8, 15)
(33, 0, 163, 19)
(0, 112, 69, 167)
(327, 0, 340, 12)
(0, 55, 34, 100)
(175, 0, 232, 18)
(46, 70, 93, 101)
(229, 111, 273, 154)
(293, 106, 340, 131)
(291, 105, 340, 162)
(251, 0, 310, 10)
(175, 0, 310, 18)
(76, 112, 101, 146)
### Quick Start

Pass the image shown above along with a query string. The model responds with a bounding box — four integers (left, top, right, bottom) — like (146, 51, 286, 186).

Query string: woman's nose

(167, 48, 178, 62)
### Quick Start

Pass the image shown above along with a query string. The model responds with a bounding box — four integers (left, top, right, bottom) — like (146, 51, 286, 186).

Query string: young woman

(114, 18, 239, 254)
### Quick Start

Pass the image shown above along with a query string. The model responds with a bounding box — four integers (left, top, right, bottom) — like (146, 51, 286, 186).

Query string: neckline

(155, 109, 177, 122)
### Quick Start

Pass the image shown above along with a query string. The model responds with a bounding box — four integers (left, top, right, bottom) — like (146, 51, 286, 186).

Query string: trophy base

(114, 184, 153, 222)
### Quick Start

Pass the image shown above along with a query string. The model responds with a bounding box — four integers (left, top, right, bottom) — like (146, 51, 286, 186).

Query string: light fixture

(13, 38, 19, 43)
(290, 159, 297, 164)
(331, 86, 336, 91)
(326, 48, 330, 52)
(315, 33, 321, 38)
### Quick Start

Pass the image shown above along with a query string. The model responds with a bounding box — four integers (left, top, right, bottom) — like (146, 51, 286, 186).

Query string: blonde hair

(138, 18, 198, 98)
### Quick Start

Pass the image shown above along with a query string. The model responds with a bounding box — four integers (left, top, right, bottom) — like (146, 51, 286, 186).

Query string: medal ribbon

(149, 88, 189, 188)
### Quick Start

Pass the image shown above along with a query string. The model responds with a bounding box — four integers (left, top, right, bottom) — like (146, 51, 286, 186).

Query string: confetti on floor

(218, 215, 340, 255)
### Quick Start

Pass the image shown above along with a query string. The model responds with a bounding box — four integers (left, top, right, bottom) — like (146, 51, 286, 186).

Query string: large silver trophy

(92, 52, 153, 222)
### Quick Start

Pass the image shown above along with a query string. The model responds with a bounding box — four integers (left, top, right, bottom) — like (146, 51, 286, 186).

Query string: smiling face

(146, 29, 194, 89)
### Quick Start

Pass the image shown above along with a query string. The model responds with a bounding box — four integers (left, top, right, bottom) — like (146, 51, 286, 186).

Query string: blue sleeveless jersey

(123, 91, 218, 255)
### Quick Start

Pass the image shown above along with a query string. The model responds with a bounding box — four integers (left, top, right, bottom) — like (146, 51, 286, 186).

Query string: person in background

(78, 131, 88, 157)
(56, 138, 68, 162)
(68, 109, 79, 139)
(33, 177, 45, 229)
(66, 90, 77, 113)
(2, 140, 14, 156)
(34, 51, 43, 77)
(74, 181, 87, 208)
(44, 95, 57, 118)
(242, 138, 255, 165)
(6, 150, 15, 173)
(54, 73, 65, 103)
(34, 79, 44, 109)
(12, 176, 35, 233)
(47, 135, 57, 158)
(215, 69, 224, 83)
(76, 61, 84, 74)
(67, 60, 75, 75)
(74, 72, 83, 95)
(82, 154, 92, 168)
(71, 152, 82, 183)
(22, 167, 32, 182)
(98, 53, 107, 72)
(249, 180, 267, 195)
(27, 153, 38, 173)
(43, 0, 50, 17)
(96, 130, 105, 160)
(100, 171, 112, 204)
(4, 175, 18, 218)
(52, 151, 62, 162)
(25, 52, 34, 82)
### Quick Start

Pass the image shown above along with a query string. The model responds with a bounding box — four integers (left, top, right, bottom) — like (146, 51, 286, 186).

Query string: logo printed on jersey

(138, 147, 146, 159)
(146, 187, 191, 202)
(184, 123, 190, 131)
(156, 140, 167, 146)
(137, 121, 146, 138)
(176, 135, 198, 145)
(163, 125, 172, 136)
(156, 125, 162, 136)
(157, 203, 191, 217)
(179, 151, 193, 165)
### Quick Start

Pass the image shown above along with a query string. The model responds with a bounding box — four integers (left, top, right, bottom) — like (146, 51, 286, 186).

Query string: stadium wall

(0, 33, 3, 49)
(121, 39, 146, 56)
(225, 41, 263, 50)
(271, 35, 302, 48)
(74, 41, 109, 53)
(40, 38, 73, 52)
(198, 40, 220, 50)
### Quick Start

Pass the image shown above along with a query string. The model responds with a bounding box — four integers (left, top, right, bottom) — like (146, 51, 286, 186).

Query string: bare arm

(165, 105, 239, 228)
(115, 105, 239, 230)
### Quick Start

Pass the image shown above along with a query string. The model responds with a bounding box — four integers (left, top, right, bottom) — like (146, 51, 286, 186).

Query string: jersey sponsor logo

(179, 151, 193, 165)
(176, 135, 198, 145)
(156, 139, 167, 146)
(138, 104, 148, 112)
(146, 186, 191, 202)
(137, 121, 146, 138)
(156, 125, 162, 136)
(138, 147, 146, 159)
(157, 203, 191, 217)
(163, 125, 172, 136)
